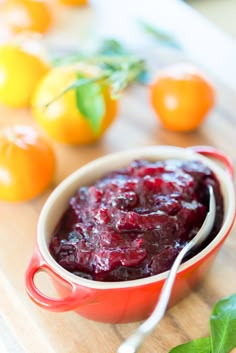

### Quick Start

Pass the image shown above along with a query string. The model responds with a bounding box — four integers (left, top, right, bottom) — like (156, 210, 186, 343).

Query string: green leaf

(75, 75, 106, 133)
(138, 20, 182, 50)
(43, 76, 102, 109)
(97, 39, 129, 56)
(169, 337, 211, 353)
(210, 294, 236, 353)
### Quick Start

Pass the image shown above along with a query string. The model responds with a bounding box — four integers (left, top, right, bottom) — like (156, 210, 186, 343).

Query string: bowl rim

(37, 145, 236, 289)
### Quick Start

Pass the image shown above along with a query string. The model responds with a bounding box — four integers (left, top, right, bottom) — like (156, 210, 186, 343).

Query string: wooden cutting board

(0, 78, 236, 353)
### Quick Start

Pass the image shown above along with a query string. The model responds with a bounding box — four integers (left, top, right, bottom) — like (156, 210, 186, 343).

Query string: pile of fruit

(0, 1, 216, 201)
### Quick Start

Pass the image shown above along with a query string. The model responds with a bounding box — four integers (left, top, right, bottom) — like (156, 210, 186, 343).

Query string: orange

(0, 42, 49, 108)
(32, 64, 118, 144)
(150, 63, 215, 132)
(0, 125, 55, 201)
(58, 0, 88, 5)
(2, 0, 53, 34)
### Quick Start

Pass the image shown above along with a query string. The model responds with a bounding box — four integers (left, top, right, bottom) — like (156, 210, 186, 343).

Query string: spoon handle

(117, 244, 191, 353)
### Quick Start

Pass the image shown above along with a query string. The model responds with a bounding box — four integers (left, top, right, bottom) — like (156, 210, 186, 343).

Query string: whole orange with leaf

(0, 125, 55, 201)
(32, 63, 118, 144)
(2, 0, 53, 34)
(0, 42, 49, 108)
(150, 63, 215, 132)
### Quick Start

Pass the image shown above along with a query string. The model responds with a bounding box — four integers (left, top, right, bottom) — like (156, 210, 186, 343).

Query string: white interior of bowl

(37, 146, 236, 289)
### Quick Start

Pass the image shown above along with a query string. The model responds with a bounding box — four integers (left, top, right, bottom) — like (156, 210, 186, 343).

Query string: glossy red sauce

(49, 159, 223, 281)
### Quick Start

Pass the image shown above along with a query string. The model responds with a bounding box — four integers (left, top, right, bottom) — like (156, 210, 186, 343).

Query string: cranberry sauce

(49, 159, 224, 282)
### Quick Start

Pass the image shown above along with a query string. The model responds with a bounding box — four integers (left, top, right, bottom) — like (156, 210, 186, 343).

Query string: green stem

(43, 74, 109, 109)
(42, 56, 146, 109)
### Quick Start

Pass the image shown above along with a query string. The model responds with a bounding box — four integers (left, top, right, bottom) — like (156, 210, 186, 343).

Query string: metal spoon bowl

(117, 185, 216, 353)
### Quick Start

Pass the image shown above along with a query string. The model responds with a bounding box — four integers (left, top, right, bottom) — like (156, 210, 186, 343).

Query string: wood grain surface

(0, 79, 236, 353)
(1, 0, 236, 352)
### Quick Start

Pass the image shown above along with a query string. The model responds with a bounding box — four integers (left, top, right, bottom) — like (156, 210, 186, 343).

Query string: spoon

(117, 185, 216, 353)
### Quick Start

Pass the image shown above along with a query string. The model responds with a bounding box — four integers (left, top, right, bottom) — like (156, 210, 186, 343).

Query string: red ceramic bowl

(25, 145, 236, 323)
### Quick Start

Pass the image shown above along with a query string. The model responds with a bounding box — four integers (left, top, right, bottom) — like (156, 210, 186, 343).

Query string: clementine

(150, 63, 215, 132)
(0, 42, 49, 108)
(2, 0, 53, 34)
(32, 63, 118, 144)
(58, 0, 88, 5)
(0, 125, 55, 201)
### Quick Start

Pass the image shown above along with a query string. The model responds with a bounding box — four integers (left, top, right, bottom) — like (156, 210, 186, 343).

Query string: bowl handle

(25, 246, 92, 312)
(188, 145, 234, 179)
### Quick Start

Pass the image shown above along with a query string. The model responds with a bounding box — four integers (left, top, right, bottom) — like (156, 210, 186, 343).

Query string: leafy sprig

(46, 40, 146, 132)
(47, 29, 180, 133)
(169, 294, 236, 353)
